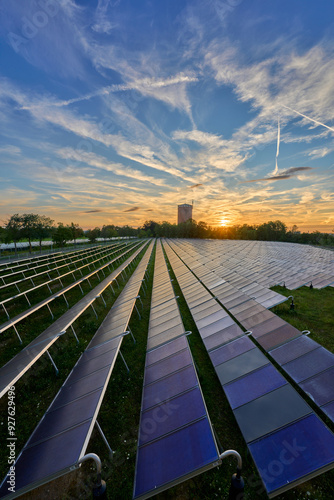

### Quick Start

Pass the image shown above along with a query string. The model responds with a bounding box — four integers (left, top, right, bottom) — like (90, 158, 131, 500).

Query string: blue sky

(0, 0, 334, 231)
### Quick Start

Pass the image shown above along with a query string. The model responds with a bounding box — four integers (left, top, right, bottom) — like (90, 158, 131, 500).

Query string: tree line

(139, 219, 334, 246)
(0, 213, 138, 255)
(1, 214, 333, 256)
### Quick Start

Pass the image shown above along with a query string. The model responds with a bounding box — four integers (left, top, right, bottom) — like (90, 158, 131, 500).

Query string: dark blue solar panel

(300, 367, 334, 406)
(144, 349, 192, 385)
(249, 414, 334, 496)
(139, 388, 206, 446)
(209, 336, 255, 366)
(283, 348, 334, 383)
(224, 365, 287, 409)
(28, 390, 101, 445)
(134, 418, 218, 498)
(142, 366, 198, 411)
(269, 335, 319, 365)
(66, 353, 113, 385)
(321, 401, 334, 423)
(145, 336, 188, 366)
(0, 421, 91, 496)
(52, 367, 110, 410)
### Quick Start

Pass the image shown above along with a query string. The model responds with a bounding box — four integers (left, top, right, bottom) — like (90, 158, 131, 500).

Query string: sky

(0, 0, 334, 232)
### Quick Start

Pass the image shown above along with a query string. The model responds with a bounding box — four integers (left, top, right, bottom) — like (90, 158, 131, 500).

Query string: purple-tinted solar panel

(269, 335, 319, 365)
(142, 366, 198, 410)
(300, 367, 334, 406)
(209, 336, 255, 366)
(283, 348, 334, 383)
(134, 418, 218, 498)
(321, 401, 334, 423)
(145, 336, 188, 366)
(0, 421, 91, 497)
(224, 365, 287, 409)
(249, 414, 334, 497)
(28, 390, 101, 445)
(144, 349, 192, 385)
(257, 325, 301, 351)
(203, 324, 244, 351)
(52, 366, 110, 410)
(139, 388, 206, 445)
(66, 352, 114, 385)
(199, 316, 235, 338)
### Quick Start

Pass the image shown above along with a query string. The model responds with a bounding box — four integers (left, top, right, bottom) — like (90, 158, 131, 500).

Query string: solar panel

(283, 347, 334, 383)
(142, 366, 198, 410)
(215, 348, 269, 386)
(139, 388, 206, 446)
(145, 336, 188, 366)
(223, 365, 287, 409)
(269, 335, 319, 365)
(249, 414, 334, 498)
(134, 418, 219, 499)
(232, 384, 312, 444)
(209, 336, 255, 366)
(256, 324, 301, 350)
(203, 324, 244, 351)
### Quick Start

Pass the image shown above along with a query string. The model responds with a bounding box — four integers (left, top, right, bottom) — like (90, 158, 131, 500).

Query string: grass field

(0, 241, 333, 500)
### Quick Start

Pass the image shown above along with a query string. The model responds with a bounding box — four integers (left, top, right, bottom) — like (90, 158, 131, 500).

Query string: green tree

(87, 227, 101, 243)
(34, 215, 54, 251)
(69, 222, 84, 245)
(5, 214, 24, 256)
(101, 224, 118, 240)
(52, 223, 72, 248)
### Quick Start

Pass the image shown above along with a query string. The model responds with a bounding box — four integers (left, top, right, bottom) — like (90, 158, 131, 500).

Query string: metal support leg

(128, 327, 136, 343)
(99, 293, 107, 307)
(87, 278, 92, 288)
(135, 304, 141, 320)
(79, 283, 84, 295)
(24, 293, 31, 307)
(30, 277, 35, 287)
(47, 350, 59, 375)
(63, 294, 69, 308)
(91, 303, 98, 319)
(47, 283, 52, 295)
(119, 350, 130, 373)
(96, 421, 113, 457)
(138, 296, 144, 310)
(71, 324, 79, 343)
(13, 324, 22, 344)
(47, 303, 54, 319)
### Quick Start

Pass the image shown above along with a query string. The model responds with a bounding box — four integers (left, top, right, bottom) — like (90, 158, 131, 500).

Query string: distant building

(178, 204, 193, 224)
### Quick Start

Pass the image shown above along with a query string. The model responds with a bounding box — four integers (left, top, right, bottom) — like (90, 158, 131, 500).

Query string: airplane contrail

(273, 117, 280, 175)
(282, 105, 334, 133)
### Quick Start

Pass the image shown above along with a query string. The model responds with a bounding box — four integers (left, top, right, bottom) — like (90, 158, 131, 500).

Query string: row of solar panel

(0, 242, 127, 307)
(190, 239, 334, 290)
(164, 239, 334, 498)
(0, 241, 154, 499)
(0, 241, 146, 399)
(133, 240, 221, 500)
(0, 242, 119, 285)
(0, 242, 122, 293)
(170, 239, 334, 424)
(0, 241, 139, 341)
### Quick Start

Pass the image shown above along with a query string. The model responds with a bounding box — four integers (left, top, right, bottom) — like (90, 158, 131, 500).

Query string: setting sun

(220, 218, 230, 227)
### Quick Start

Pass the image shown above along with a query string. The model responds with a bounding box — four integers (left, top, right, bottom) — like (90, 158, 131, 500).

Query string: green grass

(0, 243, 334, 499)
